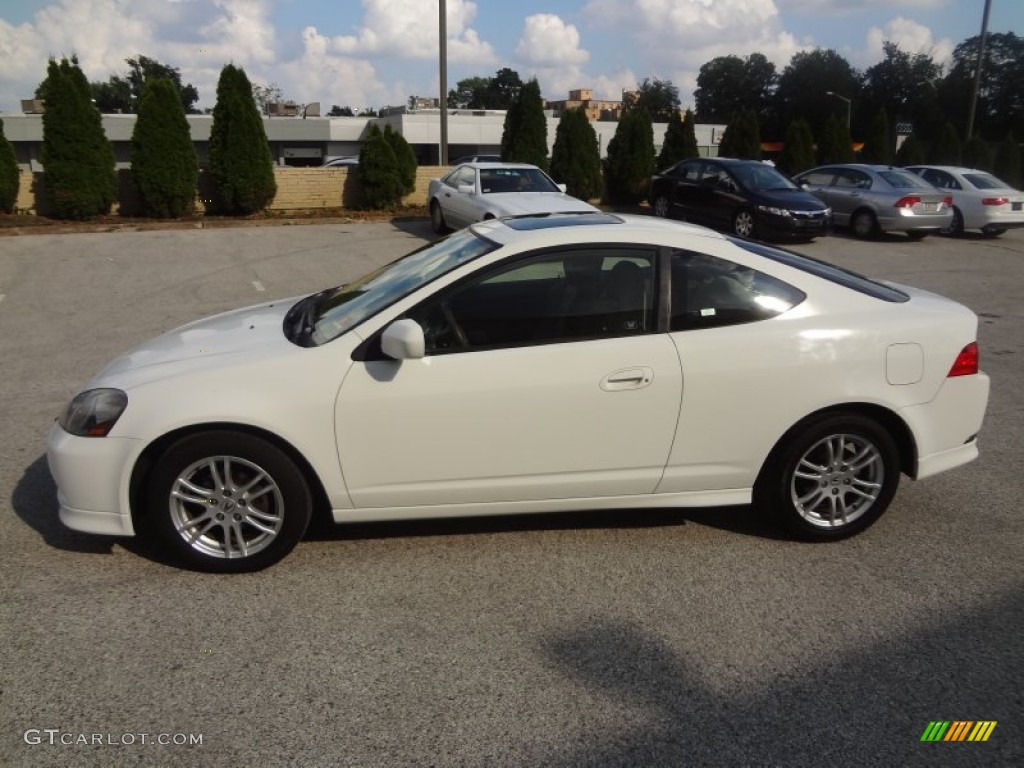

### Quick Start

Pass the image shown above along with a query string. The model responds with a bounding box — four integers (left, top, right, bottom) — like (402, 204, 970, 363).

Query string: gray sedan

(794, 164, 953, 239)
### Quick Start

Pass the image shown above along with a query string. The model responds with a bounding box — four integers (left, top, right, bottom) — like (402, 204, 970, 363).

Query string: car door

(666, 160, 702, 218)
(440, 166, 479, 228)
(797, 168, 841, 221)
(693, 161, 734, 228)
(335, 246, 683, 509)
(827, 168, 873, 225)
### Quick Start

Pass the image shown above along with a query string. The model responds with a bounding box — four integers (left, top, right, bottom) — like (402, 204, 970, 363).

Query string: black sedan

(650, 157, 832, 241)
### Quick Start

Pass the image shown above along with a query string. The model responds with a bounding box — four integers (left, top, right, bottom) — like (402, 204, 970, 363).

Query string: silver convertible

(428, 162, 598, 233)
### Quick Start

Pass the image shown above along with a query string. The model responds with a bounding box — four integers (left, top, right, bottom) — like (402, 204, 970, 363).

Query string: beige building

(545, 89, 625, 122)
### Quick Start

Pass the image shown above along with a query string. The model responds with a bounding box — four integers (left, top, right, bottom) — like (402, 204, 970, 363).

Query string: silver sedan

(795, 164, 953, 239)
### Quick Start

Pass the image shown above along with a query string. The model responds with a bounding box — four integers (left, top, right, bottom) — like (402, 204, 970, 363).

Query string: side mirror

(457, 183, 475, 195)
(381, 319, 425, 360)
(557, 183, 568, 193)
(799, 182, 810, 190)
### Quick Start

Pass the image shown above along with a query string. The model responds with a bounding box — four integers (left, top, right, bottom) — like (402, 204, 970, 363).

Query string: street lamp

(826, 91, 852, 131)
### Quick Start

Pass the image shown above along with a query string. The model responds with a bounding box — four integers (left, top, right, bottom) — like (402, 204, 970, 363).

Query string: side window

(409, 248, 657, 354)
(674, 161, 701, 181)
(835, 169, 871, 189)
(700, 163, 726, 187)
(453, 167, 476, 189)
(926, 169, 960, 190)
(800, 169, 835, 186)
(670, 249, 805, 331)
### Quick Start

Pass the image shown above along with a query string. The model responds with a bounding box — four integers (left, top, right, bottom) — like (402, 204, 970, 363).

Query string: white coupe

(48, 214, 990, 571)
(427, 162, 599, 233)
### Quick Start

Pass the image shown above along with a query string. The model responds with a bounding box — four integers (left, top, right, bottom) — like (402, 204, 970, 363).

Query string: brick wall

(12, 166, 447, 216)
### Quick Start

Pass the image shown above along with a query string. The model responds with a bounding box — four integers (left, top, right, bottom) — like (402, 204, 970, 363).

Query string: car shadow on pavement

(524, 585, 1024, 766)
(304, 503, 788, 543)
(11, 454, 117, 554)
(390, 217, 436, 242)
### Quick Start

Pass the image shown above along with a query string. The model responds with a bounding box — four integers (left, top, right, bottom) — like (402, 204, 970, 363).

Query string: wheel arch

(755, 402, 918, 488)
(129, 422, 333, 532)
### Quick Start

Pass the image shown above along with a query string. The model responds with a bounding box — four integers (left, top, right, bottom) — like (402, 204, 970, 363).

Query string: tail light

(895, 196, 920, 209)
(942, 196, 953, 208)
(982, 197, 1009, 206)
(948, 342, 979, 377)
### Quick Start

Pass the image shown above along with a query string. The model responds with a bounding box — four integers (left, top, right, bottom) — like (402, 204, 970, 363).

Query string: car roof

(907, 165, 993, 174)
(469, 212, 727, 247)
(459, 161, 540, 170)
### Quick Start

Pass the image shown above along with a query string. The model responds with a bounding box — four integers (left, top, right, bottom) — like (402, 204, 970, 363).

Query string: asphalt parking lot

(1, 220, 1022, 767)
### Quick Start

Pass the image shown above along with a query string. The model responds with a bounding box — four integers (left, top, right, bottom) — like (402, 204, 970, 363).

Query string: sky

(0, 0, 1021, 115)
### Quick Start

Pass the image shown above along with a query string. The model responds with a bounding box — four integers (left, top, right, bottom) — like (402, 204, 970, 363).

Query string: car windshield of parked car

(731, 164, 800, 191)
(297, 229, 498, 346)
(480, 168, 560, 194)
(963, 172, 1011, 190)
(878, 170, 932, 189)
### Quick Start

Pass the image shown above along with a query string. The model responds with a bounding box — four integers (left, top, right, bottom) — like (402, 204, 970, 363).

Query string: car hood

(486, 192, 599, 217)
(749, 188, 830, 211)
(93, 298, 299, 382)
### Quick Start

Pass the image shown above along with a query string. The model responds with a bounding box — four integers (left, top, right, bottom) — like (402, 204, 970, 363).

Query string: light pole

(826, 91, 852, 131)
(439, 0, 448, 165)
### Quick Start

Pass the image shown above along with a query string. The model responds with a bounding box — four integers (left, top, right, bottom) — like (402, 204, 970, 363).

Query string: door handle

(600, 367, 654, 391)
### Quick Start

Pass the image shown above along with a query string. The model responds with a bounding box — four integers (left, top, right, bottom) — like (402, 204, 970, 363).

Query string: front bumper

(46, 422, 141, 536)
(755, 211, 832, 238)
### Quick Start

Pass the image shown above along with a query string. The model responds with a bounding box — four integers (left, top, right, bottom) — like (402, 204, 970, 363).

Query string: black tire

(941, 207, 964, 236)
(429, 200, 448, 234)
(733, 209, 756, 238)
(754, 413, 900, 541)
(981, 226, 1006, 238)
(906, 230, 928, 240)
(652, 195, 671, 218)
(851, 209, 878, 240)
(144, 431, 312, 572)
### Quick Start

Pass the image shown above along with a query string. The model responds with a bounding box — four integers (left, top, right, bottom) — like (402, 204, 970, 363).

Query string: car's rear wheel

(733, 209, 756, 238)
(755, 413, 900, 541)
(981, 225, 1006, 238)
(653, 195, 670, 218)
(941, 207, 964, 236)
(429, 200, 449, 234)
(145, 431, 312, 572)
(851, 209, 878, 239)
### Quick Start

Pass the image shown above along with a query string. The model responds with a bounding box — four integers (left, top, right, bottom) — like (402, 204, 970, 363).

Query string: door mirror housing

(381, 319, 426, 360)
(457, 184, 476, 195)
(557, 183, 568, 193)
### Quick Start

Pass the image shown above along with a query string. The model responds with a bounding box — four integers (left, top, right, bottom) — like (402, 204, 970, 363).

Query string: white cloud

(336, 0, 495, 64)
(860, 17, 954, 68)
(514, 14, 590, 99)
(777, 0, 952, 15)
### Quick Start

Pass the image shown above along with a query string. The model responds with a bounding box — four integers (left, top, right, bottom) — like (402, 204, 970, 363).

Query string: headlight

(58, 389, 128, 437)
(756, 205, 791, 218)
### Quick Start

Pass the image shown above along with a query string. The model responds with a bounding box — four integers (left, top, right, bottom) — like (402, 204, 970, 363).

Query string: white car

(427, 162, 598, 233)
(48, 214, 990, 572)
(905, 165, 1024, 237)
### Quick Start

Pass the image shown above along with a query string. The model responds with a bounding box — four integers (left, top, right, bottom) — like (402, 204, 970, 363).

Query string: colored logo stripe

(920, 721, 996, 742)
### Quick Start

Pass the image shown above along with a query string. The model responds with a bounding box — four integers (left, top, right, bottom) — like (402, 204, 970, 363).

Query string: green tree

(448, 68, 523, 110)
(549, 107, 603, 201)
(777, 118, 816, 176)
(930, 121, 961, 165)
(130, 78, 198, 218)
(939, 32, 1024, 141)
(38, 57, 117, 219)
(695, 53, 777, 124)
(65, 55, 200, 114)
(251, 82, 285, 114)
(895, 133, 926, 166)
(327, 105, 354, 116)
(0, 118, 19, 213)
(861, 42, 942, 132)
(359, 125, 404, 209)
(501, 79, 548, 169)
(657, 109, 698, 170)
(208, 64, 277, 214)
(719, 109, 761, 159)
(817, 114, 853, 164)
(383, 124, 417, 196)
(625, 77, 681, 122)
(860, 109, 892, 165)
(603, 108, 655, 205)
(994, 134, 1021, 188)
(960, 136, 992, 171)
(774, 49, 860, 139)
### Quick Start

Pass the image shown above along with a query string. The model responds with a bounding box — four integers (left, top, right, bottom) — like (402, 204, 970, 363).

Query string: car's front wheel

(652, 195, 671, 218)
(755, 413, 900, 541)
(733, 209, 756, 238)
(851, 209, 878, 239)
(144, 431, 312, 572)
(429, 200, 449, 234)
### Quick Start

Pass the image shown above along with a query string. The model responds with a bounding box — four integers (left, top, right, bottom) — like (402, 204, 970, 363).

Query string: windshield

(480, 167, 560, 194)
(731, 164, 800, 191)
(963, 172, 1011, 190)
(291, 228, 497, 347)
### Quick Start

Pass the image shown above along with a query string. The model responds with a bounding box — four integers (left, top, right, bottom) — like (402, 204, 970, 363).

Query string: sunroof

(501, 213, 623, 230)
